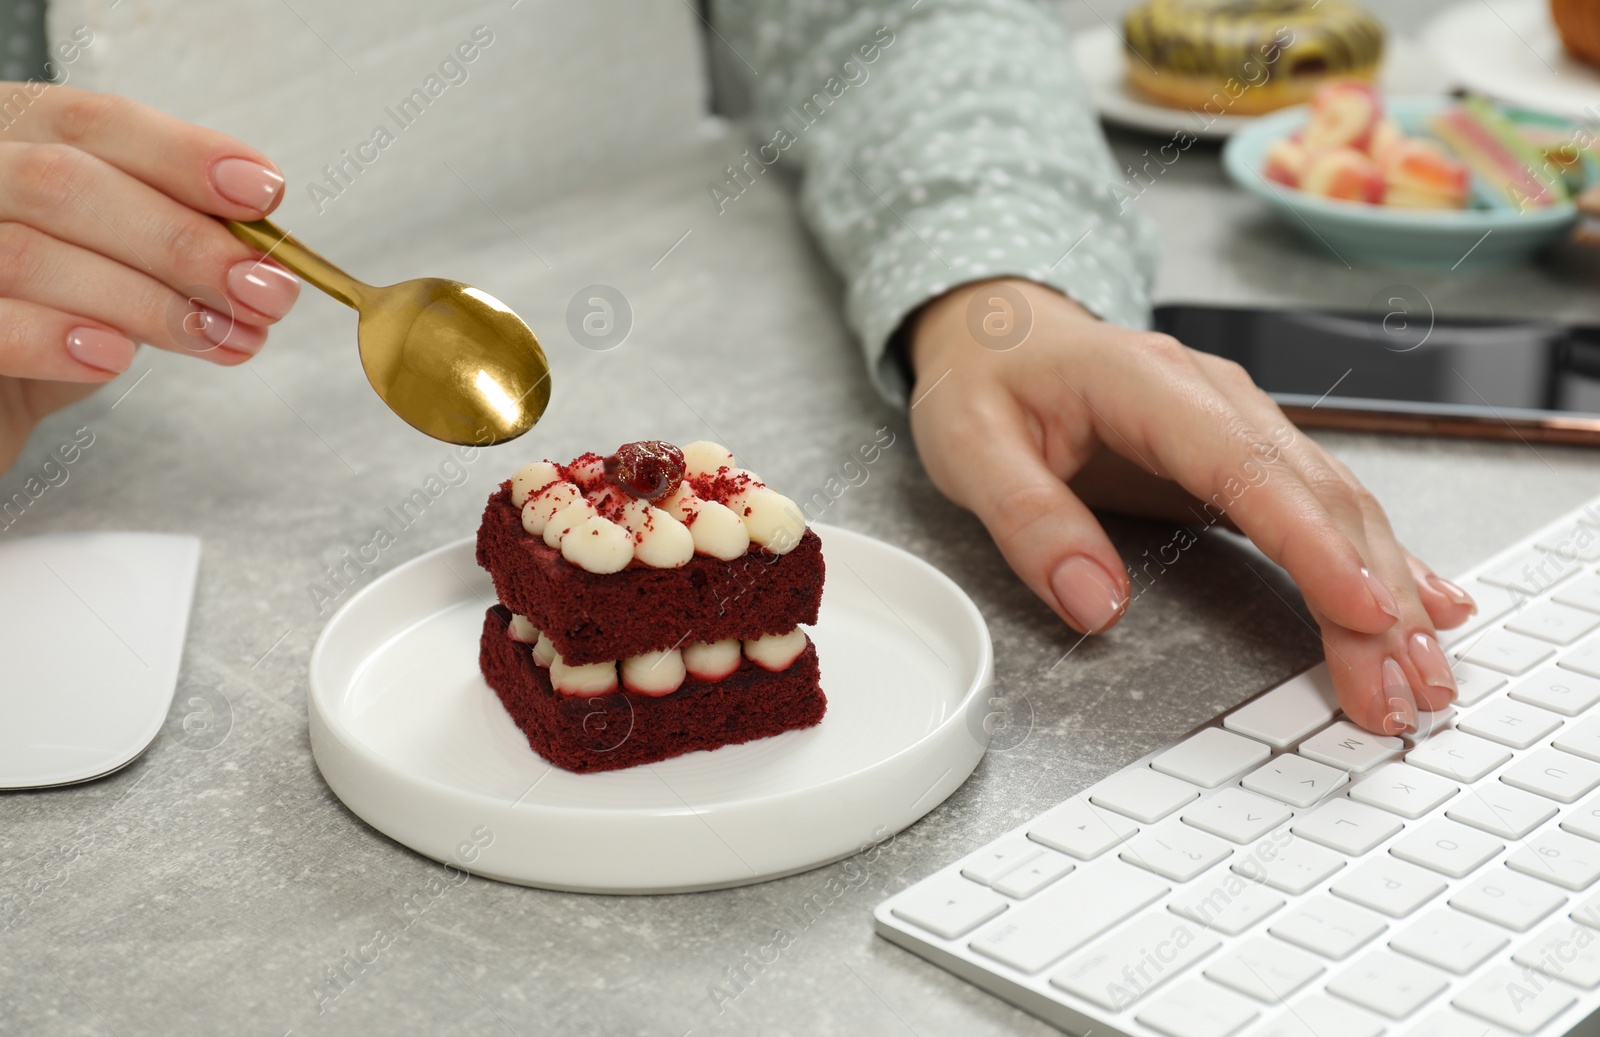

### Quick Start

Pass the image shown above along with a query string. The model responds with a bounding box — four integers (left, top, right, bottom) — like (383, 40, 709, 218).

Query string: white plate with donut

(306, 523, 995, 894)
(1073, 26, 1448, 140)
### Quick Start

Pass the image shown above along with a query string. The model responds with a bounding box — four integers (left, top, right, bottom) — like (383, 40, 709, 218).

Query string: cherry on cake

(475, 440, 827, 773)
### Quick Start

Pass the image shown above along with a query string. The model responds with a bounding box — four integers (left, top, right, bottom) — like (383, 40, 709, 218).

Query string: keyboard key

(1446, 783, 1559, 839)
(1203, 935, 1323, 1003)
(1222, 670, 1338, 749)
(1500, 746, 1600, 803)
(1297, 720, 1404, 774)
(1506, 600, 1600, 645)
(1026, 797, 1138, 860)
(1452, 963, 1577, 1034)
(1389, 908, 1509, 974)
(1406, 729, 1512, 782)
(1389, 818, 1505, 878)
(1509, 667, 1600, 716)
(1459, 629, 1557, 676)
(1049, 912, 1220, 1010)
(1450, 868, 1567, 931)
(1121, 821, 1232, 882)
(1331, 856, 1446, 918)
(1449, 660, 1510, 706)
(1347, 762, 1459, 819)
(1394, 1007, 1514, 1037)
(1506, 830, 1600, 891)
(1559, 637, 1600, 681)
(1537, 523, 1600, 564)
(968, 861, 1168, 974)
(1561, 790, 1600, 842)
(1458, 699, 1563, 750)
(1513, 915, 1600, 988)
(1291, 798, 1402, 855)
(1235, 834, 1344, 894)
(1090, 766, 1200, 824)
(1167, 870, 1285, 935)
(959, 838, 1041, 885)
(1480, 548, 1579, 595)
(1325, 947, 1448, 1019)
(1572, 886, 1600, 928)
(1152, 727, 1271, 788)
(1135, 980, 1260, 1037)
(1554, 571, 1600, 613)
(889, 874, 1007, 939)
(1554, 716, 1600, 764)
(991, 850, 1075, 899)
(1241, 754, 1349, 809)
(1269, 894, 1387, 960)
(1247, 995, 1385, 1037)
(1181, 787, 1291, 844)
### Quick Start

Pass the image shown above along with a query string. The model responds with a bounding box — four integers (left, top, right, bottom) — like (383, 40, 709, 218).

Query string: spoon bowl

(228, 220, 550, 445)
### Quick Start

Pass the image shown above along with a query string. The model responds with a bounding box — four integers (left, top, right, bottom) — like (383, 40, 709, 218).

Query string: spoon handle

(227, 219, 368, 310)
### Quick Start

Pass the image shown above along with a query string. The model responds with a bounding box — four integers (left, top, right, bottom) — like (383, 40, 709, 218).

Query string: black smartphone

(1153, 302, 1600, 445)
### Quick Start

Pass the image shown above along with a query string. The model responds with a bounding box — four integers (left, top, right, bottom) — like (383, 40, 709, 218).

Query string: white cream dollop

(510, 460, 563, 508)
(728, 487, 806, 555)
(684, 638, 741, 681)
(743, 629, 807, 671)
(523, 481, 581, 536)
(507, 613, 539, 643)
(632, 506, 694, 568)
(561, 515, 635, 574)
(567, 455, 608, 490)
(532, 631, 556, 668)
(687, 499, 750, 560)
(549, 650, 618, 696)
(621, 648, 687, 696)
(682, 441, 735, 479)
(544, 497, 597, 548)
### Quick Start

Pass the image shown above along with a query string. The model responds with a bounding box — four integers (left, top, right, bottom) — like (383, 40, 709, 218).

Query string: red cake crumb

(479, 606, 826, 773)
(475, 484, 824, 665)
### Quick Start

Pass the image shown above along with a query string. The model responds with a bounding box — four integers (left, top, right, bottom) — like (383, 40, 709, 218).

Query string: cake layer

(479, 606, 826, 773)
(476, 485, 825, 664)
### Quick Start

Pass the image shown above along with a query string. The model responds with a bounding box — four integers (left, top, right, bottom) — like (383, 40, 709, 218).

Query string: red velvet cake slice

(475, 440, 827, 773)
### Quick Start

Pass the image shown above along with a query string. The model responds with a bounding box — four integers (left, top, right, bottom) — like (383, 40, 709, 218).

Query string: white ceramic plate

(1423, 0, 1600, 120)
(1074, 26, 1448, 140)
(308, 524, 994, 894)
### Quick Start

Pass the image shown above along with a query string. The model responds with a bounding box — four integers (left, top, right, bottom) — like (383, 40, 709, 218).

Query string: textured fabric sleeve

(710, 0, 1160, 404)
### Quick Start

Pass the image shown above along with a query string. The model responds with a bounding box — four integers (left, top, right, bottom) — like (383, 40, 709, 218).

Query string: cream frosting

(549, 649, 618, 696)
(684, 638, 741, 681)
(520, 620, 808, 697)
(621, 648, 686, 696)
(743, 629, 808, 671)
(507, 614, 539, 644)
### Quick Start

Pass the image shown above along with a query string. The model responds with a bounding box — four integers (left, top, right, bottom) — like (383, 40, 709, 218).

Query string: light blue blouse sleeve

(711, 0, 1160, 403)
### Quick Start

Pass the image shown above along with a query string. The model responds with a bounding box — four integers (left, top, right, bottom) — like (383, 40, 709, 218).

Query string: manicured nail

(1362, 567, 1401, 623)
(1050, 555, 1127, 634)
(186, 306, 265, 355)
(1408, 632, 1458, 699)
(1379, 657, 1418, 735)
(65, 327, 135, 373)
(1427, 574, 1477, 614)
(211, 157, 285, 211)
(227, 259, 300, 320)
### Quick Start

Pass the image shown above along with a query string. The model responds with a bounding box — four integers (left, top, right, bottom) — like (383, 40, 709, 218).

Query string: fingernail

(1050, 555, 1127, 634)
(1408, 631, 1458, 699)
(1380, 657, 1418, 735)
(1362, 567, 1401, 623)
(1427, 574, 1477, 615)
(186, 306, 265, 355)
(211, 157, 285, 211)
(65, 327, 135, 373)
(227, 259, 300, 320)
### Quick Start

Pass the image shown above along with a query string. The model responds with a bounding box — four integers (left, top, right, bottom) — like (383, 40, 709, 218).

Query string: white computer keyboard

(875, 494, 1600, 1037)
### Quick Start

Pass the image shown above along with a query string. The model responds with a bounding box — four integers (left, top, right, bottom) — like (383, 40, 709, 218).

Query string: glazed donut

(1122, 0, 1385, 115)
(1553, 0, 1600, 67)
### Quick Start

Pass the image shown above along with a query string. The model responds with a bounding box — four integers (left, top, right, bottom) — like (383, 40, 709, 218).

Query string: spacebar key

(970, 862, 1170, 974)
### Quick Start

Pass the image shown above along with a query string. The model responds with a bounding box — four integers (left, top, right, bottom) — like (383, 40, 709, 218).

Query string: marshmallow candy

(561, 515, 635, 574)
(684, 638, 741, 681)
(510, 460, 562, 507)
(728, 486, 806, 555)
(549, 651, 618, 696)
(682, 440, 735, 479)
(507, 614, 539, 644)
(532, 631, 557, 668)
(621, 649, 687, 696)
(522, 481, 581, 536)
(743, 629, 807, 671)
(543, 497, 597, 548)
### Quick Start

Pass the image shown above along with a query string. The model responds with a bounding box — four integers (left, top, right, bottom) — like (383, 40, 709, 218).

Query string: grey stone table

(5, 4, 1600, 1037)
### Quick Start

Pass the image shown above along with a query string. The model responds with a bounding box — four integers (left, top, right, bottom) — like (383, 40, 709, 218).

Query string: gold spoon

(227, 218, 550, 446)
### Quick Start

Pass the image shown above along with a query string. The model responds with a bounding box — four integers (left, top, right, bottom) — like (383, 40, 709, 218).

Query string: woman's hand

(908, 277, 1476, 736)
(0, 85, 299, 472)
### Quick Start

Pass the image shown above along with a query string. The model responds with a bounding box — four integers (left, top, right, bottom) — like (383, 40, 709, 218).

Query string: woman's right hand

(0, 85, 300, 472)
